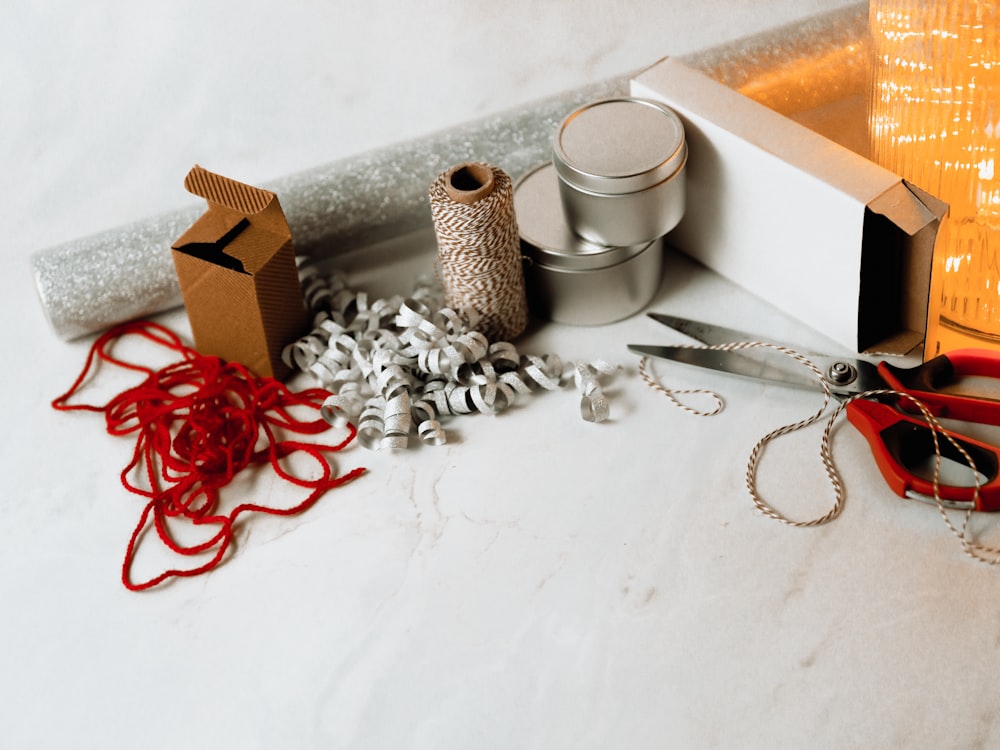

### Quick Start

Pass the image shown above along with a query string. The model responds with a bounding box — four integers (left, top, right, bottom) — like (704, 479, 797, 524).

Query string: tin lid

(552, 97, 686, 195)
(513, 162, 652, 270)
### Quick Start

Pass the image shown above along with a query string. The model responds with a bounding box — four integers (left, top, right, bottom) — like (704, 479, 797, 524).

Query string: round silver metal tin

(514, 162, 662, 326)
(552, 97, 687, 247)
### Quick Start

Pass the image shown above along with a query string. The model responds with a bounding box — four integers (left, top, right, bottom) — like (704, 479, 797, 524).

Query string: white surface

(6, 2, 1000, 749)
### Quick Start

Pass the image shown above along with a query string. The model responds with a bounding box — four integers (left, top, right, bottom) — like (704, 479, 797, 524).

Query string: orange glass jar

(868, 0, 1000, 356)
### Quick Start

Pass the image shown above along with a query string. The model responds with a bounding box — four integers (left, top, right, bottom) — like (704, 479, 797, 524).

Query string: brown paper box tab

(171, 165, 308, 379)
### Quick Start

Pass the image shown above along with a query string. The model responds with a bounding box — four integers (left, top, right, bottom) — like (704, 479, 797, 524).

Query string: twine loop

(639, 341, 1000, 565)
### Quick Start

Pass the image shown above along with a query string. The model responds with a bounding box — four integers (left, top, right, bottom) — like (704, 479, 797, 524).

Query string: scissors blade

(628, 344, 826, 392)
(646, 312, 761, 346)
(630, 313, 885, 396)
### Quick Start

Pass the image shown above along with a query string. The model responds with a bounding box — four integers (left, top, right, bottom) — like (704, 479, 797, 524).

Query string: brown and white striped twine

(429, 162, 529, 342)
(638, 342, 1000, 565)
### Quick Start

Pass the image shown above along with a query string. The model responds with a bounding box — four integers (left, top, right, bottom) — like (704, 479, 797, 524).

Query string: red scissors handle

(878, 348, 1000, 423)
(846, 398, 1000, 511)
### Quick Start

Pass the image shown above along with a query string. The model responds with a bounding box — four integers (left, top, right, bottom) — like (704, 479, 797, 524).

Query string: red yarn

(52, 320, 365, 591)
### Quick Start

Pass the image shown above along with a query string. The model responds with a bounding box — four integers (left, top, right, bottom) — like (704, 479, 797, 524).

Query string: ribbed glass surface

(869, 0, 1000, 354)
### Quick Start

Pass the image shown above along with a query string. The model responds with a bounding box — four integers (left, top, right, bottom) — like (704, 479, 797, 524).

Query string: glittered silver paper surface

(30, 2, 868, 341)
(32, 208, 201, 340)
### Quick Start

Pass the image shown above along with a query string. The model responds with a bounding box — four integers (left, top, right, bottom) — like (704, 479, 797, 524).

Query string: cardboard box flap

(868, 180, 948, 236)
(175, 165, 292, 274)
(185, 164, 275, 218)
(857, 180, 947, 355)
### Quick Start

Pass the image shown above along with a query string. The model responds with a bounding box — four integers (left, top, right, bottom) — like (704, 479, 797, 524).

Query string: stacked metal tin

(514, 97, 687, 325)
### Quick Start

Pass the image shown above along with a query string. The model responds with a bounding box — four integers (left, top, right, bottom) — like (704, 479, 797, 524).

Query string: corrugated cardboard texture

(631, 57, 947, 355)
(172, 166, 308, 379)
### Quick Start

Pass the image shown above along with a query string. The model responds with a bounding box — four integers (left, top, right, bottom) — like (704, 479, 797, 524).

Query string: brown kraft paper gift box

(171, 165, 308, 380)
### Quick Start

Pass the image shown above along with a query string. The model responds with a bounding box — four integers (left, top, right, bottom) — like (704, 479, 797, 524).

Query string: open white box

(631, 57, 948, 355)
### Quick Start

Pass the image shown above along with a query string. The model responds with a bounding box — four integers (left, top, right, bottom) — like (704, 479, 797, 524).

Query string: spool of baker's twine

(428, 162, 529, 342)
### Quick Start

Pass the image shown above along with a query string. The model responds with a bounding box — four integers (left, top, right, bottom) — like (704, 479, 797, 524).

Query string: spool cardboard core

(444, 162, 495, 204)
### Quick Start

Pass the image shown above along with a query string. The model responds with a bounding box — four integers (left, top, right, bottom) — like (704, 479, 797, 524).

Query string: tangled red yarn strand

(52, 320, 366, 591)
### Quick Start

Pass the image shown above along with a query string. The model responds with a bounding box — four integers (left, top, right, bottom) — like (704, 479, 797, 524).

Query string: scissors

(629, 313, 1000, 512)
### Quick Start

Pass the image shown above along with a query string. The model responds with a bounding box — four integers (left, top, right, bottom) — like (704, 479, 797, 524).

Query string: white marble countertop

(6, 2, 1000, 748)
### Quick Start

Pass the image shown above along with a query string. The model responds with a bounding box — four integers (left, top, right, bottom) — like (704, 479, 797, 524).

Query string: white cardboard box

(631, 57, 947, 355)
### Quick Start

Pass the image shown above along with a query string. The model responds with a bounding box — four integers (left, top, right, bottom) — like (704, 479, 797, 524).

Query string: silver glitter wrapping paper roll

(32, 207, 203, 340)
(31, 2, 868, 341)
(32, 76, 628, 341)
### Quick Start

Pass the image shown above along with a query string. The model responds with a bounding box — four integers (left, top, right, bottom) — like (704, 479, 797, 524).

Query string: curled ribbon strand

(284, 265, 621, 448)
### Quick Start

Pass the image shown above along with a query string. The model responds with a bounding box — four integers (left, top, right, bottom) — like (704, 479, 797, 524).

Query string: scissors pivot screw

(827, 361, 858, 386)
